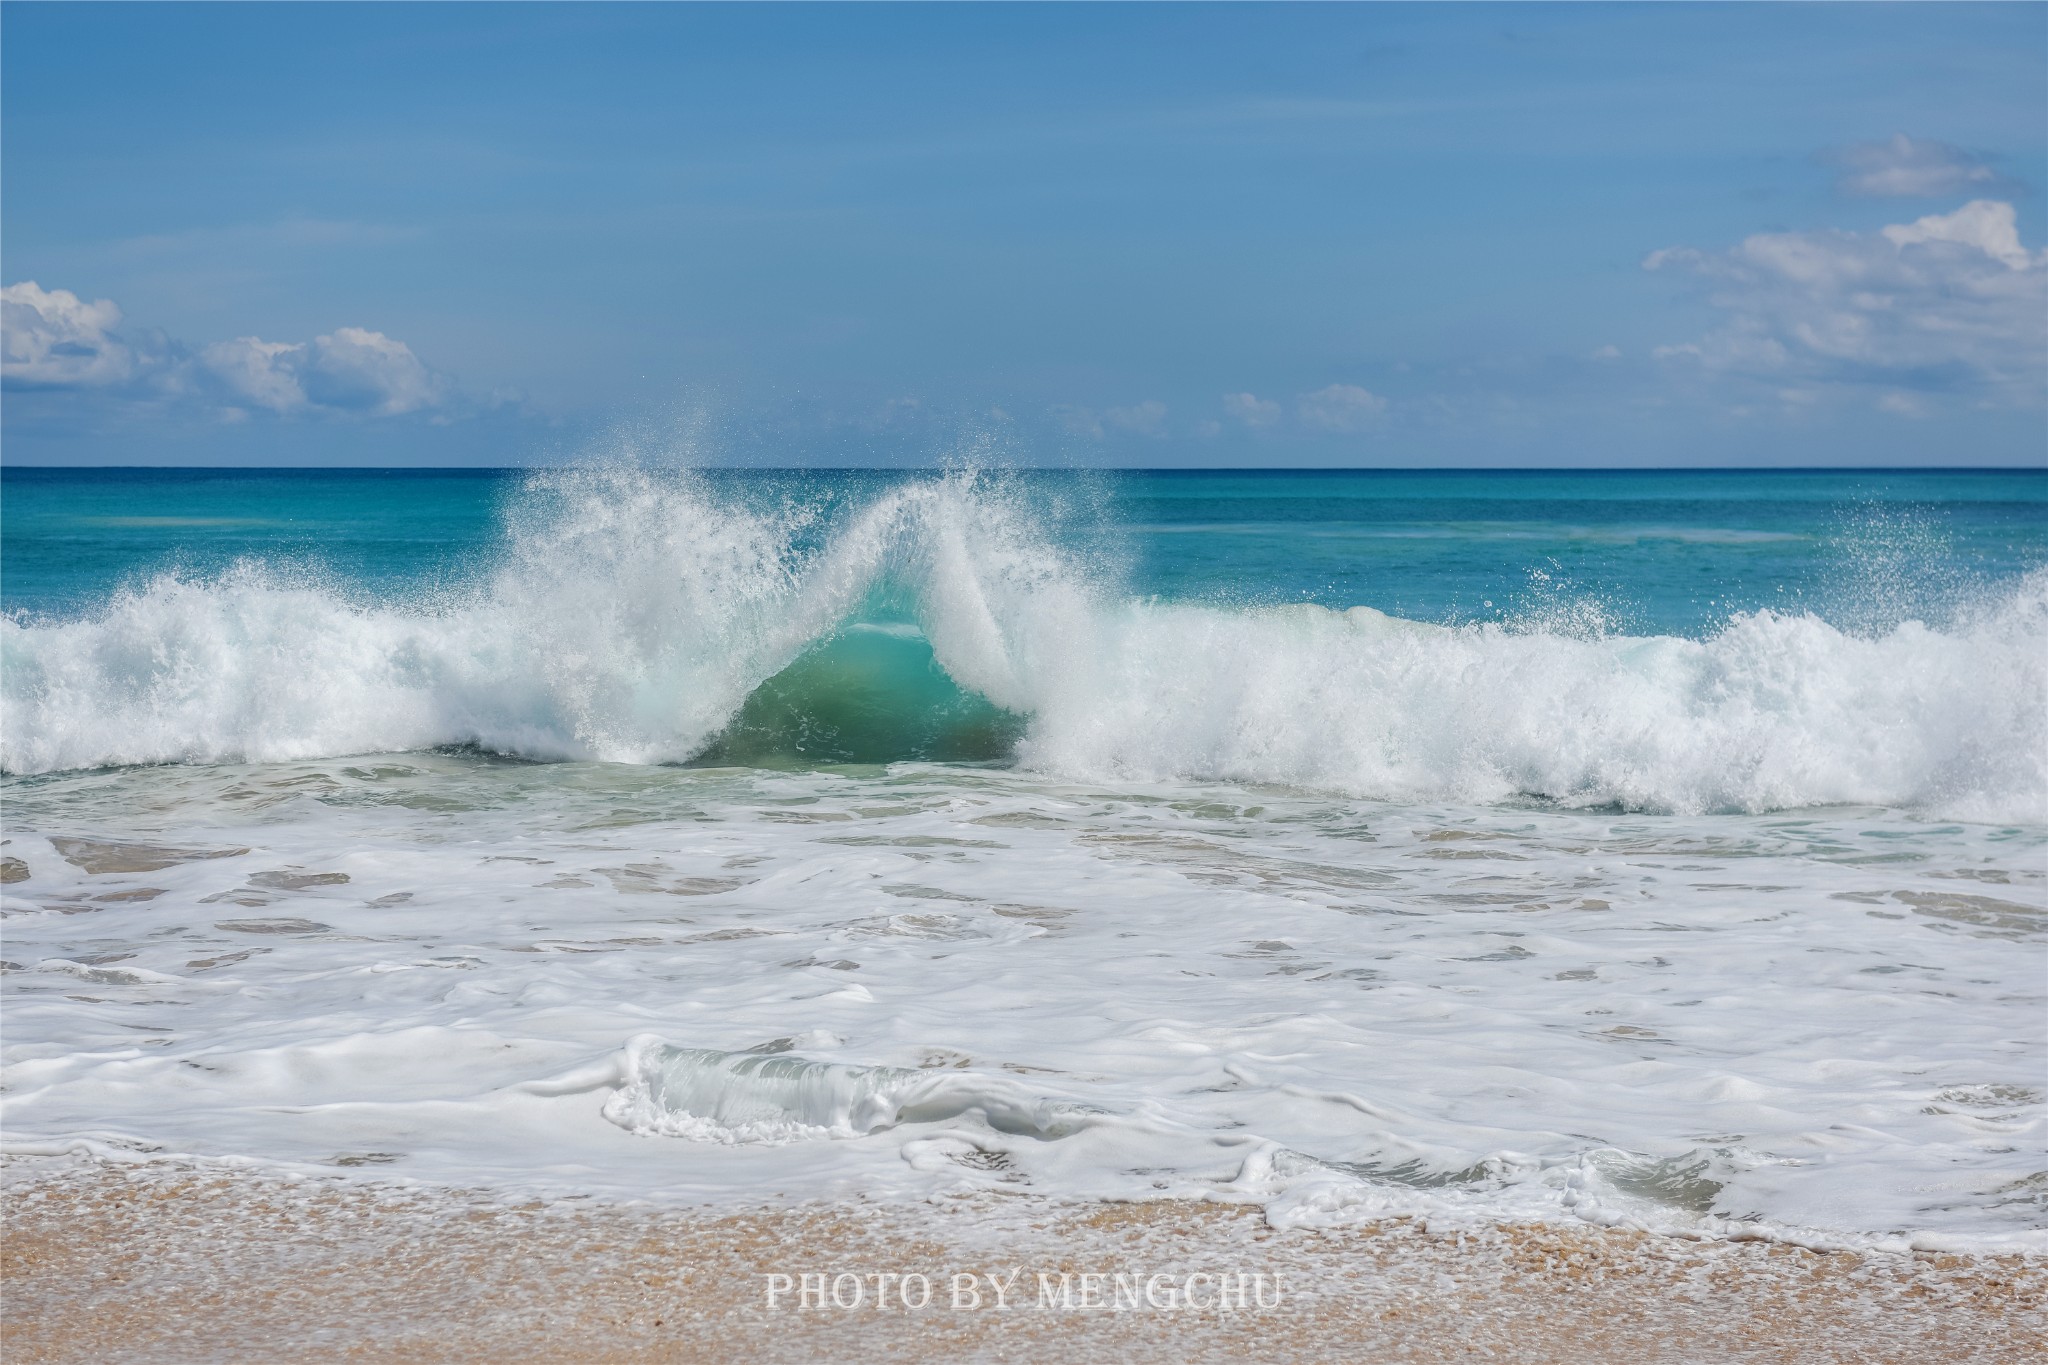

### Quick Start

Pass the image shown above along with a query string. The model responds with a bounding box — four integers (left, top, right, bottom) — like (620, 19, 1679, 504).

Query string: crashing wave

(3, 467, 2043, 820)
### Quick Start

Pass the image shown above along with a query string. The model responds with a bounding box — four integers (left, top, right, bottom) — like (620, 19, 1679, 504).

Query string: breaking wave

(602, 1039, 1098, 1144)
(3, 467, 2043, 819)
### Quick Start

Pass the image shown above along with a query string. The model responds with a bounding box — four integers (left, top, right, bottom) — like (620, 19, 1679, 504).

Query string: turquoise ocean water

(7, 466, 2044, 632)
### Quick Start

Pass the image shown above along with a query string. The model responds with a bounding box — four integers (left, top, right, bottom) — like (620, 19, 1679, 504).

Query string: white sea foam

(2, 758, 2041, 1249)
(603, 1039, 1100, 1144)
(1018, 586, 2048, 821)
(3, 469, 2044, 821)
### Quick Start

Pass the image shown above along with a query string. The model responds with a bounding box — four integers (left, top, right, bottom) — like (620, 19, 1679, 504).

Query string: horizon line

(4, 463, 2046, 475)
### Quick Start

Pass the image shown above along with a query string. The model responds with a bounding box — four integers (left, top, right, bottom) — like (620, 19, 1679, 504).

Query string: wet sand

(3, 1156, 2040, 1363)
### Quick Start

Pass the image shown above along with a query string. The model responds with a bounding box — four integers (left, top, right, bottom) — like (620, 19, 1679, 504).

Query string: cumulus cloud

(1104, 399, 1169, 436)
(198, 337, 308, 412)
(1644, 200, 2046, 405)
(2, 281, 452, 419)
(1221, 391, 1281, 427)
(1826, 134, 2006, 199)
(1052, 400, 1171, 439)
(298, 327, 445, 415)
(1, 283, 145, 389)
(1297, 383, 1387, 431)
(1880, 198, 2034, 268)
(1051, 406, 1103, 439)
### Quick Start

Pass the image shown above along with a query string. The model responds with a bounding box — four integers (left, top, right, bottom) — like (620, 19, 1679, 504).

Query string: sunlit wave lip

(2, 468, 2043, 823)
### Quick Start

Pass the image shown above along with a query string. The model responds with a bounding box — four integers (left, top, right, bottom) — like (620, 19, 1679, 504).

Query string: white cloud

(299, 327, 445, 415)
(1297, 383, 1387, 431)
(198, 327, 445, 416)
(1053, 405, 1105, 439)
(1056, 400, 1171, 439)
(199, 337, 307, 412)
(1645, 200, 2046, 404)
(1221, 391, 1282, 427)
(2, 281, 453, 419)
(1880, 198, 2033, 269)
(1827, 134, 2003, 199)
(830, 394, 929, 433)
(1105, 399, 1168, 436)
(1877, 391, 1927, 418)
(1, 282, 144, 389)
(1590, 344, 1622, 360)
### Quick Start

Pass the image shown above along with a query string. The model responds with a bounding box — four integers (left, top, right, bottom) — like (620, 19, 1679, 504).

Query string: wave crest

(1024, 584, 2047, 820)
(4, 469, 2042, 820)
(602, 1039, 1096, 1145)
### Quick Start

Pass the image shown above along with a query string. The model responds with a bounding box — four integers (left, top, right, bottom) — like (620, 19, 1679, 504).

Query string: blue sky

(3, 3, 2044, 467)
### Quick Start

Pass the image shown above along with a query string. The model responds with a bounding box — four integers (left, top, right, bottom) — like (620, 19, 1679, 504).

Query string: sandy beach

(4, 1155, 2040, 1364)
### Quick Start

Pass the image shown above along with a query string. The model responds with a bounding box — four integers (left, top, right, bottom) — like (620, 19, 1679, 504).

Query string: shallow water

(3, 756, 2042, 1247)
(2, 466, 2043, 1249)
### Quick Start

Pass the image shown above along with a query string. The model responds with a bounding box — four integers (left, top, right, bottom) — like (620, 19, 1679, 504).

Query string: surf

(3, 466, 2043, 821)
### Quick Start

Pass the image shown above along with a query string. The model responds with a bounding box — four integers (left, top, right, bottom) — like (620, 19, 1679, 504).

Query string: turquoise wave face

(693, 624, 1026, 768)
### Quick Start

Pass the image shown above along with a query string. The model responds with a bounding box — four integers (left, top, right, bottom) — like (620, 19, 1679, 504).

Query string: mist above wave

(3, 467, 2042, 820)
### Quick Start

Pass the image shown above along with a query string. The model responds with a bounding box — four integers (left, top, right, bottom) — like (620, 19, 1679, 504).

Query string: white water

(1, 756, 2042, 1250)
(4, 468, 2044, 822)
(605, 1041, 1100, 1144)
(3, 471, 2044, 1248)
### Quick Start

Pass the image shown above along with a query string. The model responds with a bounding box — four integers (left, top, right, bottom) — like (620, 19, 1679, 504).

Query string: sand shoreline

(3, 1156, 2041, 1363)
